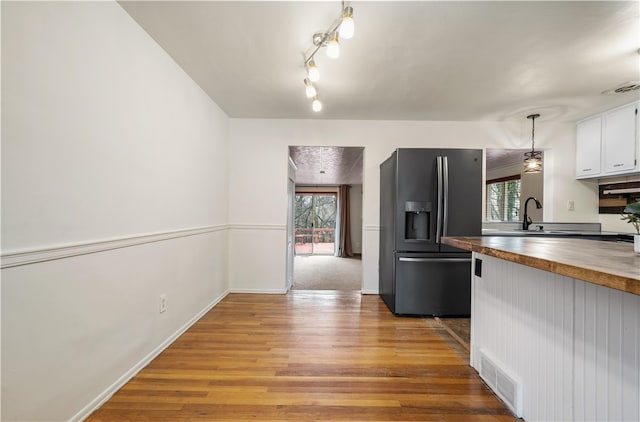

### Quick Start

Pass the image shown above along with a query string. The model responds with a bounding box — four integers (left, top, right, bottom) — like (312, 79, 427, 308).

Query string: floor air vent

(478, 349, 523, 417)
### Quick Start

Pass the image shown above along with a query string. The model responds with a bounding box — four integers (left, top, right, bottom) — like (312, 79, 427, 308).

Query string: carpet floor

(293, 255, 362, 291)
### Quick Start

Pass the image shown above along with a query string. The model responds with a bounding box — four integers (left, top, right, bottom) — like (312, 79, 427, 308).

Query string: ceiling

(119, 1, 639, 184)
(120, 0, 639, 122)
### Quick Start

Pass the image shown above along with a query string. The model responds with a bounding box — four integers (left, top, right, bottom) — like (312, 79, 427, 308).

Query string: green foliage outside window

(486, 179, 521, 222)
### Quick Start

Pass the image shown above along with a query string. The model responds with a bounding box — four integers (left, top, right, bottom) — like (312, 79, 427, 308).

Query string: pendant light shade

(523, 114, 543, 174)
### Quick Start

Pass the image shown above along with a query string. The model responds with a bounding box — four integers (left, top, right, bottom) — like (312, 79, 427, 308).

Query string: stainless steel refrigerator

(379, 148, 482, 316)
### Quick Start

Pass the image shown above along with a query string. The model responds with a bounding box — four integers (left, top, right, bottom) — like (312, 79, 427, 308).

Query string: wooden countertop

(442, 236, 640, 296)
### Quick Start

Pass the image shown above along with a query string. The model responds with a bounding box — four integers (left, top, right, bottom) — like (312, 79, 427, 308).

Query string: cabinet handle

(613, 163, 624, 167)
(582, 168, 592, 172)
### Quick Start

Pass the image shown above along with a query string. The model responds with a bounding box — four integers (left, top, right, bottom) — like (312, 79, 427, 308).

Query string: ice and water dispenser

(404, 201, 431, 241)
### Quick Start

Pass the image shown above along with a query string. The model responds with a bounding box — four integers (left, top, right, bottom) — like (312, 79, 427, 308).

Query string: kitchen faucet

(522, 196, 542, 231)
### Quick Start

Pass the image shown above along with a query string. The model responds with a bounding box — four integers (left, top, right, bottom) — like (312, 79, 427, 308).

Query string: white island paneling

(471, 253, 640, 421)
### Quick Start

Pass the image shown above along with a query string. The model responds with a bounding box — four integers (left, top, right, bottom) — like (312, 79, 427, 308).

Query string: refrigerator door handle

(436, 156, 443, 243)
(398, 257, 471, 263)
(442, 156, 449, 237)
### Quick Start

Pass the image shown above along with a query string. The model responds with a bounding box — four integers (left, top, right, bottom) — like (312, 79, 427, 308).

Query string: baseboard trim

(1, 225, 226, 269)
(361, 289, 379, 295)
(72, 289, 230, 422)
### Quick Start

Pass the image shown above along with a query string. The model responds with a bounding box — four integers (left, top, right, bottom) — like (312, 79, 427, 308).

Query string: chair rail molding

(1, 225, 227, 269)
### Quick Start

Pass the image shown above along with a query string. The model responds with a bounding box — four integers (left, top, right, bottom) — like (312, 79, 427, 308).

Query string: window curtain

(337, 185, 354, 257)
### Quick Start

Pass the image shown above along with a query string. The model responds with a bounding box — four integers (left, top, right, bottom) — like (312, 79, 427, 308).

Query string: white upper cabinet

(575, 101, 638, 179)
(602, 103, 637, 174)
(575, 116, 602, 178)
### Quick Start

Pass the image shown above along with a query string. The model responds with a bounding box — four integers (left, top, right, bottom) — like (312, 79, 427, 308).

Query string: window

(294, 192, 337, 255)
(486, 176, 521, 222)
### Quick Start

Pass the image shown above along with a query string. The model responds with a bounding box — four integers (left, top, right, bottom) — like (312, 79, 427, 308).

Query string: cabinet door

(575, 116, 602, 178)
(603, 103, 637, 174)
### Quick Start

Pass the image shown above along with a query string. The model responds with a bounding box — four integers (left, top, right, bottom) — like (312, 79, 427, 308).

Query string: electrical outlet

(567, 200, 575, 211)
(159, 294, 167, 313)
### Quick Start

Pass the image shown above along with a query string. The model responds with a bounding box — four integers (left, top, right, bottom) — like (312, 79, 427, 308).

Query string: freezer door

(394, 254, 471, 316)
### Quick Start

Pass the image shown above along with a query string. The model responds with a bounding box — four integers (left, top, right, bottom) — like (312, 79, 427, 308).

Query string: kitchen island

(441, 236, 640, 421)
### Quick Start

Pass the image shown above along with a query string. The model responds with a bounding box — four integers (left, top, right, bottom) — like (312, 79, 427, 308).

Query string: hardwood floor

(88, 292, 516, 421)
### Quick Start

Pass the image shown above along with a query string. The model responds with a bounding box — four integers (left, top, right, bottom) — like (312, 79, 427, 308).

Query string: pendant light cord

(531, 116, 535, 151)
(527, 113, 540, 152)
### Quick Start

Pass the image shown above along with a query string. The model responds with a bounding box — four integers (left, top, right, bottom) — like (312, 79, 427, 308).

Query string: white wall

(1, 2, 230, 420)
(602, 214, 640, 234)
(228, 118, 597, 294)
(542, 123, 600, 223)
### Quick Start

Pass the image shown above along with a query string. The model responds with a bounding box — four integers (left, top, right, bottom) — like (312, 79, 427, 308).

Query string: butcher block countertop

(442, 236, 640, 296)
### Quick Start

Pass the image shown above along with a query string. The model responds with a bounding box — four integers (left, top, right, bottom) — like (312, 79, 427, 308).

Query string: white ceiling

(120, 0, 639, 122)
(119, 1, 639, 183)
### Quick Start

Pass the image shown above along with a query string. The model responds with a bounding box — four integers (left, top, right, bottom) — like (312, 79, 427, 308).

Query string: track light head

(304, 78, 317, 98)
(326, 33, 340, 59)
(312, 97, 322, 112)
(339, 6, 354, 39)
(307, 60, 320, 82)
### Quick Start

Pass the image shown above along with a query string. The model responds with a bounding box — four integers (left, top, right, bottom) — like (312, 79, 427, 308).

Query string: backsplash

(598, 181, 640, 214)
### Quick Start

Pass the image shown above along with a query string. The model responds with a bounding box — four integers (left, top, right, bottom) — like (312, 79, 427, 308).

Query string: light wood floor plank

(87, 291, 516, 421)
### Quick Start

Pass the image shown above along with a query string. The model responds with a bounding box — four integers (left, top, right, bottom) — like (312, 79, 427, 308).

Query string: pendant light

(523, 114, 543, 174)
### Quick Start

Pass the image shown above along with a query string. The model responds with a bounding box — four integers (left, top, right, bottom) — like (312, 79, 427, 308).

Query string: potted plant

(620, 200, 640, 253)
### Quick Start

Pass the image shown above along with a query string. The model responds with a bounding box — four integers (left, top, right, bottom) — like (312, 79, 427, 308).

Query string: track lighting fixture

(302, 1, 354, 112)
(523, 114, 543, 173)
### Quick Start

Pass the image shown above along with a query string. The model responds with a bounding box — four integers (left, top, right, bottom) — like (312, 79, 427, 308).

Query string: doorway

(287, 146, 364, 291)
